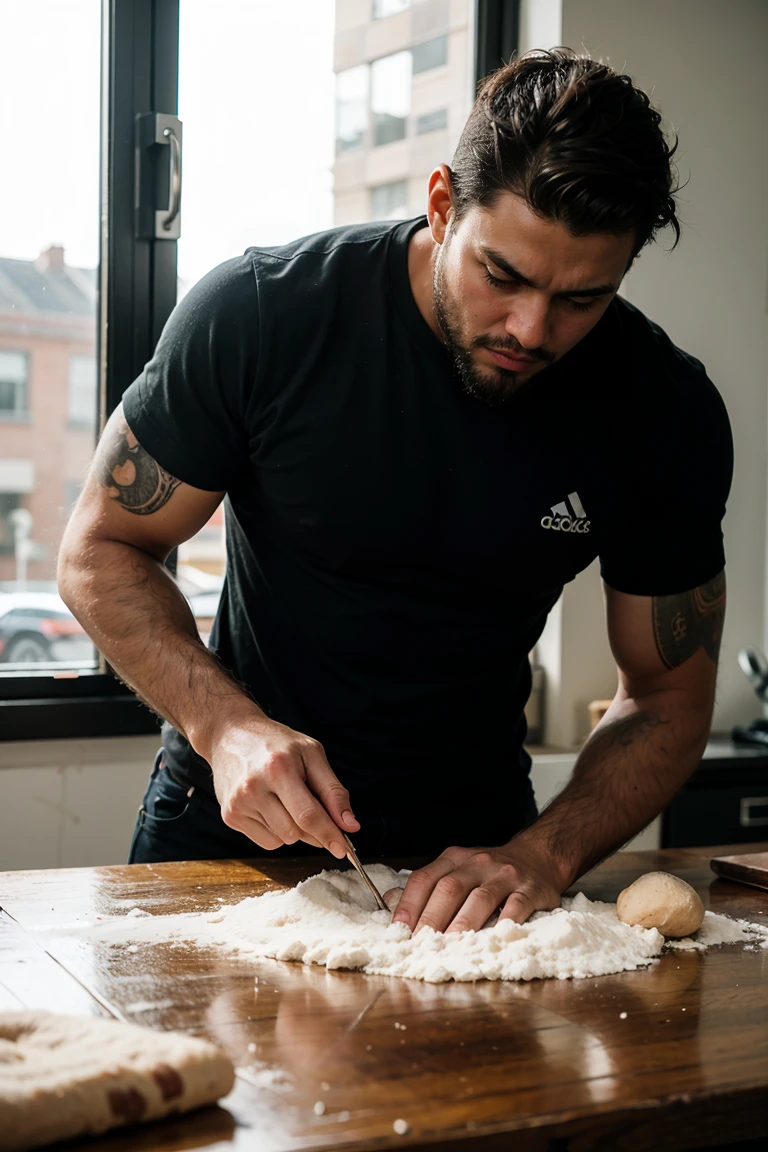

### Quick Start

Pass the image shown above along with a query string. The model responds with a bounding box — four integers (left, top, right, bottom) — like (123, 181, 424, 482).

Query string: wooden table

(1, 844, 767, 1151)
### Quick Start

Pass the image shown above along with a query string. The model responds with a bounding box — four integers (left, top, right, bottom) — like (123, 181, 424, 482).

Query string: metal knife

(341, 832, 389, 912)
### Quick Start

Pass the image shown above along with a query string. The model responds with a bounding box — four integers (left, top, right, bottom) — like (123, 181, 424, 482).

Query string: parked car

(0, 593, 94, 665)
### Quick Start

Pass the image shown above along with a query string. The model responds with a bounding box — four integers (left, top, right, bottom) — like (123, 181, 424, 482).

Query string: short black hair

(451, 48, 680, 258)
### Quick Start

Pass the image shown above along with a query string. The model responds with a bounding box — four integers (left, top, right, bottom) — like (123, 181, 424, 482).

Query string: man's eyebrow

(480, 247, 618, 298)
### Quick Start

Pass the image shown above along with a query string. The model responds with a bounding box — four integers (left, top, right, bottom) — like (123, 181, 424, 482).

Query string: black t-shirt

(122, 217, 733, 849)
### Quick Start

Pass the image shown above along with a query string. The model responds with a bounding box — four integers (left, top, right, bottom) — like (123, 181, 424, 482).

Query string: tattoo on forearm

(652, 570, 725, 669)
(98, 424, 181, 514)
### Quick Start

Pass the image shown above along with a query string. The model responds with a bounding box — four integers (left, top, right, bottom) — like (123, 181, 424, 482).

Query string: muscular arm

(391, 570, 725, 933)
(59, 406, 359, 857)
(519, 570, 726, 888)
(58, 405, 246, 747)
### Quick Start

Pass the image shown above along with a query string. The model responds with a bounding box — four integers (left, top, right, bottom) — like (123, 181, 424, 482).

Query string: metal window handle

(159, 127, 182, 234)
(135, 111, 183, 240)
(739, 797, 768, 827)
(152, 113, 182, 239)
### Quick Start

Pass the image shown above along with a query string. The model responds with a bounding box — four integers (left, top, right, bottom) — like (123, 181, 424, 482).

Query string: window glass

(336, 65, 369, 154)
(0, 493, 20, 553)
(412, 34, 448, 75)
(0, 352, 28, 418)
(371, 50, 412, 146)
(177, 0, 338, 630)
(373, 0, 410, 19)
(68, 355, 98, 427)
(371, 180, 409, 220)
(0, 0, 99, 672)
(416, 107, 448, 134)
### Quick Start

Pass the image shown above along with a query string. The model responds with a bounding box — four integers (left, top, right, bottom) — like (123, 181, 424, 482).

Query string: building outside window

(412, 34, 448, 75)
(416, 107, 448, 134)
(335, 65, 369, 153)
(333, 2, 474, 226)
(372, 0, 410, 19)
(68, 354, 98, 428)
(0, 492, 21, 553)
(0, 351, 29, 420)
(371, 50, 412, 146)
(371, 180, 408, 220)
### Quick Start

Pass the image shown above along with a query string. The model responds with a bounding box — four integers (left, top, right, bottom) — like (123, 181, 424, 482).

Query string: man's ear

(426, 163, 455, 245)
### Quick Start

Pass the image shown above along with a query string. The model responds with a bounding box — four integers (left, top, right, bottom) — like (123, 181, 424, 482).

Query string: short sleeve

(599, 376, 733, 597)
(122, 254, 260, 491)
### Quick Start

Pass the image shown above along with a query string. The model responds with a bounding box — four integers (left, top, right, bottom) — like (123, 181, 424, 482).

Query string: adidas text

(540, 515, 590, 534)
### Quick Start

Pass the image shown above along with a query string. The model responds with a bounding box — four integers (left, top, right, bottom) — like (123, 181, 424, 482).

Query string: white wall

(0, 736, 158, 871)
(531, 0, 768, 744)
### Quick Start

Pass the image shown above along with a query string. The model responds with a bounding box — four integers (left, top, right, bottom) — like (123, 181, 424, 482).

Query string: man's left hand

(385, 839, 566, 934)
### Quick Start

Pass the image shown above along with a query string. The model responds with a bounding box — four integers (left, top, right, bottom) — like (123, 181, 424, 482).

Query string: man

(59, 49, 731, 935)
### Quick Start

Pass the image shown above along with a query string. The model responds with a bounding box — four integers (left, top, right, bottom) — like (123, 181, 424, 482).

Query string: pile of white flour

(68, 864, 768, 984)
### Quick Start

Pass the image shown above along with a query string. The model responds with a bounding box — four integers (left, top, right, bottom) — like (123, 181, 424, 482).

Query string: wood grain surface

(1, 844, 767, 1151)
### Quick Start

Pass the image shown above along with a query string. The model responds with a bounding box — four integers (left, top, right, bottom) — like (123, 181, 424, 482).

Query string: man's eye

(566, 298, 598, 313)
(483, 268, 513, 288)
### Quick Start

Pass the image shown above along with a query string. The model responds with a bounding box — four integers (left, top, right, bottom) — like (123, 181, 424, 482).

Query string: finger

(445, 883, 510, 934)
(230, 813, 284, 852)
(392, 851, 466, 930)
(259, 795, 324, 849)
(276, 766, 348, 858)
(258, 794, 303, 844)
(383, 887, 403, 912)
(499, 890, 537, 925)
(302, 745, 359, 833)
(414, 869, 482, 934)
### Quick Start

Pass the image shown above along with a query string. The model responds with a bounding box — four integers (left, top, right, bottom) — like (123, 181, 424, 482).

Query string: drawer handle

(739, 796, 768, 827)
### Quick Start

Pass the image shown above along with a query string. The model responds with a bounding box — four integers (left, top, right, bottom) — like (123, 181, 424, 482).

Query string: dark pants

(128, 749, 538, 864)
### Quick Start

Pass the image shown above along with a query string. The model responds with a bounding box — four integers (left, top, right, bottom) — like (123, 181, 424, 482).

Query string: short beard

(432, 243, 548, 406)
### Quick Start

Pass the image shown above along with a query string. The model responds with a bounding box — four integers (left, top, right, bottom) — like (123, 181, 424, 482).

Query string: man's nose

(505, 295, 550, 351)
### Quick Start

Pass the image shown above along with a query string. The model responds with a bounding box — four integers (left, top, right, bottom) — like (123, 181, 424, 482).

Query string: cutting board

(710, 850, 768, 891)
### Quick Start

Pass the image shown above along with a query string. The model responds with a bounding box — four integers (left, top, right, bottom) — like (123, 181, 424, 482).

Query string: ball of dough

(616, 871, 704, 938)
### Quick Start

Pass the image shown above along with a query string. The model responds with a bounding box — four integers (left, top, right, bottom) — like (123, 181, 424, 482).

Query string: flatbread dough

(0, 1011, 234, 1151)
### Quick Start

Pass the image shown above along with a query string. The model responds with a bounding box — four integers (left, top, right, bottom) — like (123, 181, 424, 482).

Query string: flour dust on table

(66, 865, 768, 985)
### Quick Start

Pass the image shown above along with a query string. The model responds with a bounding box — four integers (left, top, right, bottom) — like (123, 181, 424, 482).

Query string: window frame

(0, 0, 180, 742)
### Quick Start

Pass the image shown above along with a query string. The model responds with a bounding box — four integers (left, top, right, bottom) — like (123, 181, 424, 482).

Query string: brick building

(0, 246, 97, 586)
(333, 0, 473, 226)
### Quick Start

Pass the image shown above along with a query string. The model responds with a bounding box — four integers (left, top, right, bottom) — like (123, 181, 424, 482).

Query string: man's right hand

(204, 712, 360, 857)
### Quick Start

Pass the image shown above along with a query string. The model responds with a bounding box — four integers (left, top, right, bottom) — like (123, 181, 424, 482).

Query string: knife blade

(341, 832, 389, 912)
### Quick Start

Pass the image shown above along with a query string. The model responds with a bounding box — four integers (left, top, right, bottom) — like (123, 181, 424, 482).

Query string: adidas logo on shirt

(541, 492, 590, 534)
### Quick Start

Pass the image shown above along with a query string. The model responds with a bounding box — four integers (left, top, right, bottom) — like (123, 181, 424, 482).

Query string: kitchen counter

(1, 844, 767, 1151)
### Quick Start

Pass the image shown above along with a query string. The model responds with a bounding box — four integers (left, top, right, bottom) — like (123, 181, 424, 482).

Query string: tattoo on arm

(98, 423, 181, 515)
(652, 570, 726, 669)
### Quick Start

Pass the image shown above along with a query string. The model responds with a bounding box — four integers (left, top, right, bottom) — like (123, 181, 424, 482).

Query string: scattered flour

(123, 998, 177, 1015)
(65, 865, 768, 985)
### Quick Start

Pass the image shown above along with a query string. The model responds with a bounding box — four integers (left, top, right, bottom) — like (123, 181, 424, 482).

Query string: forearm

(58, 537, 259, 757)
(516, 688, 712, 888)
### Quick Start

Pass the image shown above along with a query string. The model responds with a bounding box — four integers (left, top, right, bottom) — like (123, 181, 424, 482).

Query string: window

(0, 1, 100, 680)
(0, 0, 485, 740)
(68, 355, 98, 428)
(412, 34, 448, 75)
(416, 107, 448, 134)
(373, 0, 410, 18)
(0, 352, 28, 420)
(371, 50, 412, 146)
(336, 65, 369, 154)
(0, 493, 20, 553)
(370, 180, 409, 220)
